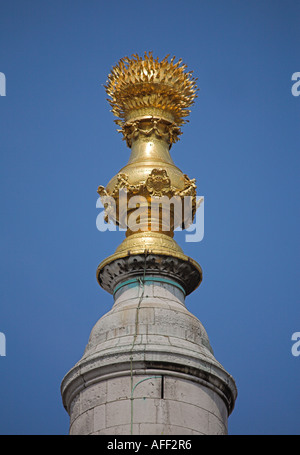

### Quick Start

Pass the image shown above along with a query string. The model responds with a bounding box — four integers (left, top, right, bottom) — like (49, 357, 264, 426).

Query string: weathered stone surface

(61, 278, 237, 435)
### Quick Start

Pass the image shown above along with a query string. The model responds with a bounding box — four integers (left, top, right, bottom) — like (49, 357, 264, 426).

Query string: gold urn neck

(127, 122, 175, 165)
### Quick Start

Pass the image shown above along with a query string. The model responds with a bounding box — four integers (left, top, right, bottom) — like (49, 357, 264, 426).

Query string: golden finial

(96, 53, 202, 293)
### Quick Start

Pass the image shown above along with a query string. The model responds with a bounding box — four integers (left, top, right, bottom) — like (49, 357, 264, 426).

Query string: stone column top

(97, 253, 202, 296)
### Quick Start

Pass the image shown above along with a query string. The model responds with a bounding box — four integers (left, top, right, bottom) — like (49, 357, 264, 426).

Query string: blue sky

(0, 0, 299, 435)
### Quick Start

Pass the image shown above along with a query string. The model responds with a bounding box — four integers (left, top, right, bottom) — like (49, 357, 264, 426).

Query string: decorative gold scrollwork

(118, 117, 182, 148)
(97, 168, 198, 229)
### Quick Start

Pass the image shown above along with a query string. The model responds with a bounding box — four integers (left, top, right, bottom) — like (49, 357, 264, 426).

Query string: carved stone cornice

(97, 253, 202, 296)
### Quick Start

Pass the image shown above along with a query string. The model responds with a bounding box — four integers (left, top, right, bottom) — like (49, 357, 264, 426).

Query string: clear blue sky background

(0, 0, 299, 435)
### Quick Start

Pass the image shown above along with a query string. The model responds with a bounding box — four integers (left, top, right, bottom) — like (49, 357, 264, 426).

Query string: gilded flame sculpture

(105, 51, 198, 135)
